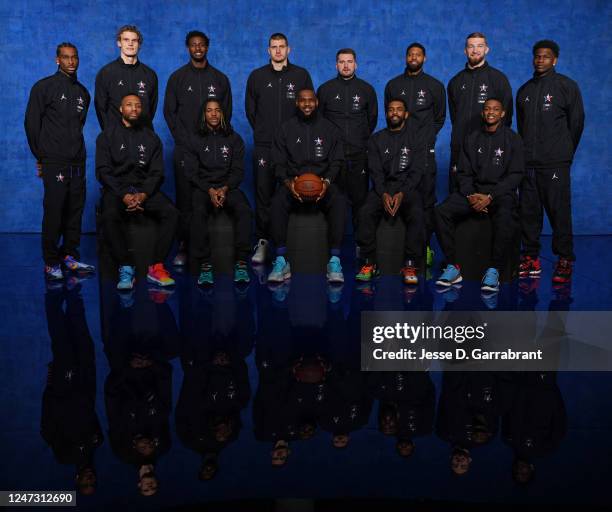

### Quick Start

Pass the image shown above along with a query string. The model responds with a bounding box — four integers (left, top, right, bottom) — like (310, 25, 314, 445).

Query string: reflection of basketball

(294, 173, 323, 201)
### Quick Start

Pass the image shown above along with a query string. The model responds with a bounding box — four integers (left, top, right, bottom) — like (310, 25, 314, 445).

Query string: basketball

(294, 173, 324, 201)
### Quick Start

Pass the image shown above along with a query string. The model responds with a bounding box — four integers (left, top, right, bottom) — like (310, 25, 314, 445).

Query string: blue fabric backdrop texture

(1, 0, 610, 233)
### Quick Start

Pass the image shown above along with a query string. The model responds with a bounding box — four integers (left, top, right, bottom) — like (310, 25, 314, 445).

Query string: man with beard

(354, 98, 426, 285)
(25, 42, 96, 280)
(385, 43, 446, 266)
(245, 33, 314, 265)
(267, 89, 346, 284)
(96, 93, 178, 290)
(447, 33, 512, 192)
(317, 49, 378, 249)
(95, 25, 158, 129)
(516, 40, 584, 284)
(183, 100, 252, 285)
(434, 98, 524, 292)
(164, 31, 233, 266)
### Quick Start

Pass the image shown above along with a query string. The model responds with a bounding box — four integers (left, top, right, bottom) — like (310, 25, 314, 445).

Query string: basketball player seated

(355, 98, 426, 285)
(434, 98, 524, 292)
(267, 89, 347, 284)
(183, 99, 253, 285)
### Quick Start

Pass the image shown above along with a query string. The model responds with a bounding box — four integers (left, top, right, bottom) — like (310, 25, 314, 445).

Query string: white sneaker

(251, 239, 268, 265)
(267, 256, 291, 283)
(327, 256, 345, 283)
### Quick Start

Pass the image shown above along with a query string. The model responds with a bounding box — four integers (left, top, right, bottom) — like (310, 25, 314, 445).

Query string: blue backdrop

(1, 0, 610, 233)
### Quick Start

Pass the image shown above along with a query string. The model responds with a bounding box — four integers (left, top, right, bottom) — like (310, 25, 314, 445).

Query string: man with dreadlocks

(183, 99, 252, 285)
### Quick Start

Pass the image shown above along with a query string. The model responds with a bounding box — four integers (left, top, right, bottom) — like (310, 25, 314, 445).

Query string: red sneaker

(147, 263, 175, 287)
(519, 255, 541, 279)
(552, 258, 572, 284)
(401, 264, 418, 285)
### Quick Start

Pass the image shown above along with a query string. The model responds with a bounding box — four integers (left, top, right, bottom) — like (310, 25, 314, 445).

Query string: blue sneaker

(481, 267, 500, 292)
(45, 264, 64, 281)
(436, 264, 462, 287)
(481, 290, 499, 310)
(326, 256, 344, 283)
(234, 261, 250, 283)
(63, 255, 95, 273)
(327, 284, 343, 304)
(198, 263, 214, 286)
(268, 256, 291, 283)
(117, 265, 135, 290)
(269, 281, 291, 303)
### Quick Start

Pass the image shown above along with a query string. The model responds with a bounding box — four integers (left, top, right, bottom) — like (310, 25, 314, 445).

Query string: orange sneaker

(147, 263, 175, 287)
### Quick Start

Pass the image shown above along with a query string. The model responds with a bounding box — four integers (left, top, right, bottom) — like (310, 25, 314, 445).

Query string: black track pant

(356, 190, 425, 263)
(173, 146, 193, 245)
(520, 166, 574, 260)
(41, 164, 86, 265)
(419, 150, 438, 243)
(448, 146, 460, 194)
(435, 192, 517, 268)
(253, 144, 276, 241)
(270, 184, 347, 252)
(337, 151, 369, 233)
(190, 188, 253, 264)
(101, 191, 179, 266)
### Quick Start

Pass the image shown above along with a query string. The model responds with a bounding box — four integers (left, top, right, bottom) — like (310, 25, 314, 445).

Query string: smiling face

(296, 89, 318, 117)
(482, 99, 505, 127)
(464, 36, 489, 66)
(188, 35, 208, 62)
(56, 46, 79, 75)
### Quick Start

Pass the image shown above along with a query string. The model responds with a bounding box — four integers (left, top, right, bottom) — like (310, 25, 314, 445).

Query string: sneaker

(251, 239, 269, 265)
(147, 263, 175, 287)
(481, 267, 500, 292)
(436, 284, 462, 303)
(197, 263, 214, 286)
(327, 256, 344, 283)
(45, 264, 64, 281)
(355, 261, 379, 282)
(401, 261, 419, 286)
(327, 284, 343, 304)
(355, 281, 375, 297)
(117, 265, 135, 290)
(118, 290, 135, 308)
(552, 258, 572, 284)
(148, 287, 174, 304)
(234, 261, 250, 283)
(481, 290, 499, 310)
(268, 256, 291, 283)
(269, 281, 291, 303)
(519, 255, 541, 279)
(172, 251, 187, 267)
(426, 246, 435, 267)
(436, 264, 462, 287)
(63, 255, 96, 273)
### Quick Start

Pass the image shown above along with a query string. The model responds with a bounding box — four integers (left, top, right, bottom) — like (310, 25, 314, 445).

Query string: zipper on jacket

(532, 79, 542, 162)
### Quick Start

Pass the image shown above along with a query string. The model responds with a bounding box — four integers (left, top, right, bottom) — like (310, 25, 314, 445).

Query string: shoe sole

(481, 284, 500, 292)
(147, 276, 175, 287)
(327, 274, 344, 284)
(435, 275, 463, 287)
(552, 276, 571, 283)
(198, 279, 214, 286)
(404, 278, 418, 285)
(268, 272, 291, 283)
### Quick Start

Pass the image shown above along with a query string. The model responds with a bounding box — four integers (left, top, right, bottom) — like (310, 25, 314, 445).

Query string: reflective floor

(1, 234, 611, 511)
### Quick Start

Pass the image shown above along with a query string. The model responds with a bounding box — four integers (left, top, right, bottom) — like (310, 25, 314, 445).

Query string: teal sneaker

(268, 256, 291, 283)
(117, 265, 135, 290)
(234, 261, 250, 283)
(436, 264, 462, 287)
(481, 267, 500, 292)
(326, 256, 344, 283)
(198, 263, 214, 286)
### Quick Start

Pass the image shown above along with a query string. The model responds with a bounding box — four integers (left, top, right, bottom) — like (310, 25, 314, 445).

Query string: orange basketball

(294, 173, 324, 201)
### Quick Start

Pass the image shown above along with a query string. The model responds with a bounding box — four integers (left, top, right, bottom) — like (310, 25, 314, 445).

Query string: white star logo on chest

(137, 81, 146, 90)
(335, 94, 341, 100)
(417, 89, 426, 98)
(314, 137, 323, 146)
(401, 146, 410, 155)
(56, 172, 65, 182)
(138, 144, 146, 152)
(120, 143, 125, 151)
(495, 148, 504, 157)
(221, 145, 229, 155)
(187, 85, 193, 92)
(117, 80, 124, 86)
(352, 94, 360, 103)
(258, 158, 266, 166)
(208, 84, 216, 93)
(296, 137, 301, 144)
(287, 82, 295, 91)
(77, 96, 84, 105)
(544, 94, 553, 102)
(60, 94, 67, 101)
(480, 84, 488, 92)
(477, 147, 483, 154)
(267, 82, 272, 88)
